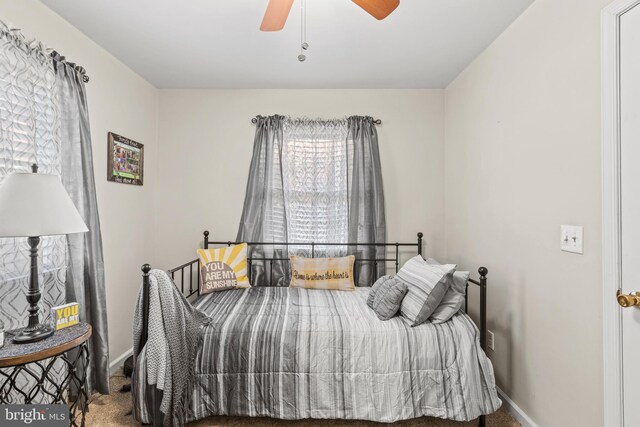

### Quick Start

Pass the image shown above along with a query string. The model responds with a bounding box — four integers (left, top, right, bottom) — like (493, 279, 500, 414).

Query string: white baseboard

(109, 347, 133, 376)
(497, 387, 538, 427)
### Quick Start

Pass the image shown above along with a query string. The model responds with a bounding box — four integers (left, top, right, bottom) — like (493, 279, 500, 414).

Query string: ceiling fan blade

(260, 0, 295, 31)
(351, 0, 399, 20)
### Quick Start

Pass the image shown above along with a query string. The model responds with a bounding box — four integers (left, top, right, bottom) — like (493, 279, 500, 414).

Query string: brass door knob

(617, 289, 640, 308)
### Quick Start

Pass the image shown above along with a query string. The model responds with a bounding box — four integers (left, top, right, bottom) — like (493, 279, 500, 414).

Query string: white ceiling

(40, 0, 533, 89)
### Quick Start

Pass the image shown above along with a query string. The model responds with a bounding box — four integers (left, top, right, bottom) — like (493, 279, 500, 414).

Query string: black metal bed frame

(138, 231, 489, 427)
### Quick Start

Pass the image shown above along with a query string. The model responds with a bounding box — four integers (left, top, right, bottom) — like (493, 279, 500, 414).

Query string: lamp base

(13, 323, 55, 344)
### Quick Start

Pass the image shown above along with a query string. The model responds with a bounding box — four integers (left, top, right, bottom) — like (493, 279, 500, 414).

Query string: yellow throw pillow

(290, 255, 356, 291)
(198, 243, 250, 293)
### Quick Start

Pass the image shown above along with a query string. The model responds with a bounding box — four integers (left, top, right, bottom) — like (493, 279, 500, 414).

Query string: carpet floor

(86, 370, 520, 427)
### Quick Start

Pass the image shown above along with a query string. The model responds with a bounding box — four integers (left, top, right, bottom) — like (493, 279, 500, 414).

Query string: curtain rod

(51, 50, 90, 83)
(0, 21, 90, 83)
(250, 117, 382, 125)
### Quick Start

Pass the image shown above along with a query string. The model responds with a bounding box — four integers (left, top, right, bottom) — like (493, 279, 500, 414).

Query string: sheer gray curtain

(54, 53, 110, 394)
(281, 118, 350, 258)
(237, 115, 385, 287)
(0, 22, 67, 403)
(0, 22, 65, 333)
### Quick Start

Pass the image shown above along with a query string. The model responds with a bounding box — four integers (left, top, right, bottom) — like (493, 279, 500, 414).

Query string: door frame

(602, 1, 640, 425)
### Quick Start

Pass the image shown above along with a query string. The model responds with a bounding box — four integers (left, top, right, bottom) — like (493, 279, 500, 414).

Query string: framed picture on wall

(107, 132, 144, 186)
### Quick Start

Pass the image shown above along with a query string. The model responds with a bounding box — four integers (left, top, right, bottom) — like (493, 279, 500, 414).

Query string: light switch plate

(561, 225, 583, 254)
(487, 330, 495, 351)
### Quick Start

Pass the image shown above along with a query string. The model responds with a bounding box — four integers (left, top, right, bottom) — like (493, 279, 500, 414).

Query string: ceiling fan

(260, 0, 400, 31)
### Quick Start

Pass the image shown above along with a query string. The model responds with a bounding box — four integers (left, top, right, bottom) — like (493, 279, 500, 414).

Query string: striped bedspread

(136, 287, 501, 424)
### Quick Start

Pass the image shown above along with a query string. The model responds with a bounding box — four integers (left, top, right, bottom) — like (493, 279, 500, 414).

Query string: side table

(0, 322, 92, 427)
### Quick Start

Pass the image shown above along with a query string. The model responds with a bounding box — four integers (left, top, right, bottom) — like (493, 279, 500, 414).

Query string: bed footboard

(467, 267, 489, 427)
(137, 260, 200, 355)
(467, 267, 489, 352)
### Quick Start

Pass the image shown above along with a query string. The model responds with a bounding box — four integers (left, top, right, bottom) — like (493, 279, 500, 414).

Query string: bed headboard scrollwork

(202, 230, 423, 287)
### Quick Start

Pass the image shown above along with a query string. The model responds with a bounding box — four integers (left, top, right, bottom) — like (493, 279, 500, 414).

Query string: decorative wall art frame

(107, 132, 144, 186)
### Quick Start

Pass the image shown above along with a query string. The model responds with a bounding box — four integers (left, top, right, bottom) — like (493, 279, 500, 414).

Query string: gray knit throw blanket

(133, 269, 209, 426)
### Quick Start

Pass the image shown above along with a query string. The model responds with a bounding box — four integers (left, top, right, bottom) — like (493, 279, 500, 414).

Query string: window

(238, 115, 384, 287)
(0, 33, 66, 330)
(280, 119, 349, 255)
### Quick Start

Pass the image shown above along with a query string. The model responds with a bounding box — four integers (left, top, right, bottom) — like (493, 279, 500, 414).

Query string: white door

(620, 3, 640, 426)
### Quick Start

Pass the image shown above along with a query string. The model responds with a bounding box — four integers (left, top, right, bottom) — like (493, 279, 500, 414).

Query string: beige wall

(0, 0, 158, 362)
(1, 3, 614, 424)
(155, 90, 445, 271)
(444, 0, 611, 425)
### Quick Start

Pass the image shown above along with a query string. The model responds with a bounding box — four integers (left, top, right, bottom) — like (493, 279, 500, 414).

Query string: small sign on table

(51, 303, 80, 330)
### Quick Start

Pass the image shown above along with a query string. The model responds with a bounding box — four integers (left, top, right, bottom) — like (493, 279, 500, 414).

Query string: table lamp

(0, 165, 88, 343)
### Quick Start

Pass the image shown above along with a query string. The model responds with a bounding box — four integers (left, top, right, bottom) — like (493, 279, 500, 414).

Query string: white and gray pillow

(367, 275, 408, 321)
(426, 258, 470, 324)
(397, 255, 456, 326)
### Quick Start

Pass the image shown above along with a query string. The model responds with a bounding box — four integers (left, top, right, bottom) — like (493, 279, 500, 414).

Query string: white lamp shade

(0, 173, 89, 237)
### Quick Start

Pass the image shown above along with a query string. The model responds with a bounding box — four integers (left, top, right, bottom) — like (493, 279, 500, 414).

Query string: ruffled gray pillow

(368, 275, 394, 307)
(367, 275, 408, 321)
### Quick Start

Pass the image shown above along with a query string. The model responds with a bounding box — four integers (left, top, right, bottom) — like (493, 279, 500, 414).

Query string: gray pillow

(426, 258, 469, 323)
(397, 255, 456, 326)
(368, 275, 394, 308)
(367, 276, 408, 320)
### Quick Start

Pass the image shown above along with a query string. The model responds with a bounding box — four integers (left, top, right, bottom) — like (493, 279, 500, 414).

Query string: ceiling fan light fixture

(259, 0, 400, 61)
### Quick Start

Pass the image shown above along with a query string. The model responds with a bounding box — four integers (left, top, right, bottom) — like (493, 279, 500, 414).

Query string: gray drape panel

(237, 115, 385, 287)
(55, 55, 110, 395)
(346, 116, 386, 286)
(236, 115, 290, 287)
